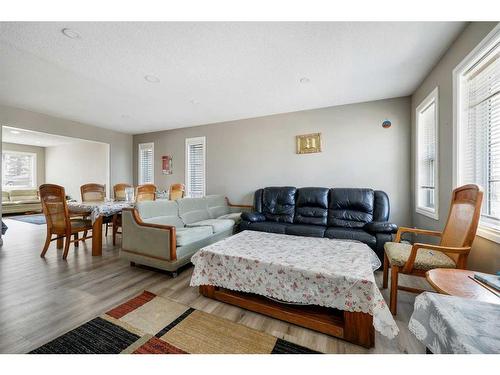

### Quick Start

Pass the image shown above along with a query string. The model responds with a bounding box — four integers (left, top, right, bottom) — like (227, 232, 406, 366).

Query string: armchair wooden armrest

(402, 243, 471, 273)
(394, 226, 442, 242)
(123, 208, 178, 261)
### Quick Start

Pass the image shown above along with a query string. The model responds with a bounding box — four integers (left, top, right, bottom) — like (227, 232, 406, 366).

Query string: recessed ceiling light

(144, 75, 160, 83)
(300, 77, 310, 84)
(61, 28, 81, 39)
(10, 130, 20, 134)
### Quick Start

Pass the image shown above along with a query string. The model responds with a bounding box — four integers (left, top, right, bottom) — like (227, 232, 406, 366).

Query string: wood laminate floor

(0, 217, 428, 353)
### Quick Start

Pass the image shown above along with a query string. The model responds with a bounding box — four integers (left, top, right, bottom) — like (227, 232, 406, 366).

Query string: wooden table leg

(92, 216, 103, 256)
(343, 310, 375, 348)
(56, 237, 63, 249)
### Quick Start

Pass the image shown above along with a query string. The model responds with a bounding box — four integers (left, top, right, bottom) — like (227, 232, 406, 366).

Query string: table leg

(92, 216, 103, 256)
(56, 237, 63, 249)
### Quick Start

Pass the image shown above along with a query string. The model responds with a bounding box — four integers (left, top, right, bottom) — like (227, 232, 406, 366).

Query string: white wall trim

(415, 86, 439, 221)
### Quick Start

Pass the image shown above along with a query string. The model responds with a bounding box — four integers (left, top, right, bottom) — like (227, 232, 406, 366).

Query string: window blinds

(186, 137, 205, 198)
(417, 92, 438, 214)
(2, 151, 36, 188)
(460, 45, 500, 222)
(138, 143, 154, 184)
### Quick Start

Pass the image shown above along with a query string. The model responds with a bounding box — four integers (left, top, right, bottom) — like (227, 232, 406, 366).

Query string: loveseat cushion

(177, 197, 211, 224)
(240, 221, 290, 234)
(285, 224, 326, 238)
(294, 187, 329, 226)
(324, 227, 376, 248)
(187, 219, 234, 233)
(261, 186, 296, 223)
(328, 188, 374, 228)
(176, 226, 213, 246)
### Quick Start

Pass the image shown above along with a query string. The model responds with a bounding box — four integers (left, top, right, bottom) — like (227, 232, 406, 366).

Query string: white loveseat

(121, 195, 251, 275)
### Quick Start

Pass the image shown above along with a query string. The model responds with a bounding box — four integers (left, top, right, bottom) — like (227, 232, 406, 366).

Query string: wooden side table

(426, 269, 499, 304)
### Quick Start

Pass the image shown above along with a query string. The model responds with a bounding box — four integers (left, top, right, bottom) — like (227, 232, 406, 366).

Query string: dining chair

(111, 183, 132, 245)
(136, 184, 157, 202)
(169, 183, 185, 200)
(39, 184, 93, 260)
(382, 184, 483, 315)
(80, 183, 113, 237)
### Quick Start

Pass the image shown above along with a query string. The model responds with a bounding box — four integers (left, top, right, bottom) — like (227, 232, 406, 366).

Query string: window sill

(416, 207, 439, 220)
(477, 225, 500, 245)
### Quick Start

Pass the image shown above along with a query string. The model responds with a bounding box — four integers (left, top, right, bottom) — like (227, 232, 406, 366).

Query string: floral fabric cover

(190, 230, 399, 339)
(409, 292, 500, 353)
(67, 201, 134, 223)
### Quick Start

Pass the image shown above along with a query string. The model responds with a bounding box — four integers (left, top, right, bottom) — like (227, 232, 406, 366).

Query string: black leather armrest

(364, 221, 398, 234)
(241, 212, 266, 223)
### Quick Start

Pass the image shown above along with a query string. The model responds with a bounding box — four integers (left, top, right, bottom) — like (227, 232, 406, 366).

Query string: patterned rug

(8, 214, 46, 225)
(30, 291, 320, 354)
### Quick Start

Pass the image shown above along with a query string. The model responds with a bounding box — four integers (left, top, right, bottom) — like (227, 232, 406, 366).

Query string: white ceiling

(0, 22, 466, 134)
(2, 126, 90, 147)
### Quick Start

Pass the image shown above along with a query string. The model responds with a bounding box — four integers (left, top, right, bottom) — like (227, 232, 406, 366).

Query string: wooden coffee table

(426, 269, 500, 304)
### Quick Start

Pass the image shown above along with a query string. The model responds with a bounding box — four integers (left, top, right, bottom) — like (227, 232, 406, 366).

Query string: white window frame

(2, 150, 37, 190)
(185, 136, 206, 198)
(415, 87, 439, 220)
(453, 23, 500, 243)
(138, 142, 154, 185)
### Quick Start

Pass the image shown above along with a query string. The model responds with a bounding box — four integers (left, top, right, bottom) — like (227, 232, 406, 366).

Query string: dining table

(67, 200, 134, 256)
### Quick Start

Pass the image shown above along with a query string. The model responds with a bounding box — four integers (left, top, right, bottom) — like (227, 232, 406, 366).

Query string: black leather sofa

(240, 187, 397, 262)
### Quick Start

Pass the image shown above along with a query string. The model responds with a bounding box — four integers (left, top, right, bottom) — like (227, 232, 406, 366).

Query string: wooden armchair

(169, 183, 185, 200)
(112, 183, 132, 246)
(136, 184, 157, 202)
(40, 184, 93, 260)
(383, 184, 483, 315)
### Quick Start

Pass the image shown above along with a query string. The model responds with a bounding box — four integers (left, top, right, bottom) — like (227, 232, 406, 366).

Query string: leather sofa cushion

(324, 227, 376, 248)
(240, 221, 290, 234)
(262, 187, 296, 223)
(186, 219, 234, 233)
(294, 187, 329, 226)
(176, 226, 213, 246)
(363, 221, 398, 234)
(285, 224, 326, 238)
(328, 188, 374, 228)
(373, 190, 390, 222)
(241, 212, 266, 222)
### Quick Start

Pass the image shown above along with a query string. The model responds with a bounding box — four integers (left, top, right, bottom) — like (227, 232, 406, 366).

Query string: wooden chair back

(169, 183, 185, 200)
(81, 183, 106, 202)
(136, 184, 157, 202)
(440, 184, 483, 265)
(113, 183, 132, 201)
(39, 184, 70, 234)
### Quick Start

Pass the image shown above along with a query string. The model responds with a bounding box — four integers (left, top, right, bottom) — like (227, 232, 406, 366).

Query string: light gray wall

(1, 142, 46, 188)
(134, 97, 412, 226)
(0, 104, 133, 195)
(45, 142, 110, 200)
(411, 22, 499, 273)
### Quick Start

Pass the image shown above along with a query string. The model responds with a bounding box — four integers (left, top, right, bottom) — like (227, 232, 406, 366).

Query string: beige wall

(134, 97, 412, 226)
(2, 142, 45, 189)
(411, 22, 500, 273)
(0, 104, 133, 199)
(45, 142, 110, 201)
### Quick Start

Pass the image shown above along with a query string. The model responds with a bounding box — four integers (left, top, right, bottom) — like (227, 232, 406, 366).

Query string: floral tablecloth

(67, 201, 134, 223)
(409, 292, 500, 353)
(190, 230, 399, 339)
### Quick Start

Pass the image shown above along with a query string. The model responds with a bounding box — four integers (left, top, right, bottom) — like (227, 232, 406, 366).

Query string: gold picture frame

(296, 133, 322, 154)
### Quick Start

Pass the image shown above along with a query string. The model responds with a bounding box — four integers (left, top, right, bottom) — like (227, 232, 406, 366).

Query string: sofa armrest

(122, 208, 177, 261)
(241, 211, 266, 222)
(225, 197, 253, 213)
(363, 221, 398, 234)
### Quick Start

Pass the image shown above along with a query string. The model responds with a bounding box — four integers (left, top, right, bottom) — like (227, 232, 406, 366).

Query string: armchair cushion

(384, 242, 456, 271)
(241, 212, 266, 222)
(363, 221, 398, 234)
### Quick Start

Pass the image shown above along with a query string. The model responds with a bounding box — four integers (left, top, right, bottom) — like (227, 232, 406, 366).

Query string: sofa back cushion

(2, 191, 10, 203)
(261, 187, 296, 223)
(9, 189, 39, 202)
(177, 197, 211, 224)
(205, 195, 230, 218)
(294, 187, 329, 226)
(328, 188, 374, 228)
(136, 200, 184, 228)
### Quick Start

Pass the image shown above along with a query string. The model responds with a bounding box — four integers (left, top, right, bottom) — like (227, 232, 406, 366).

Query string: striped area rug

(30, 291, 320, 354)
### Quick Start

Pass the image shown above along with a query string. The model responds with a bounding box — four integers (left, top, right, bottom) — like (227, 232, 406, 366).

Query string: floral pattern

(409, 292, 500, 354)
(190, 230, 399, 339)
(67, 201, 134, 223)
